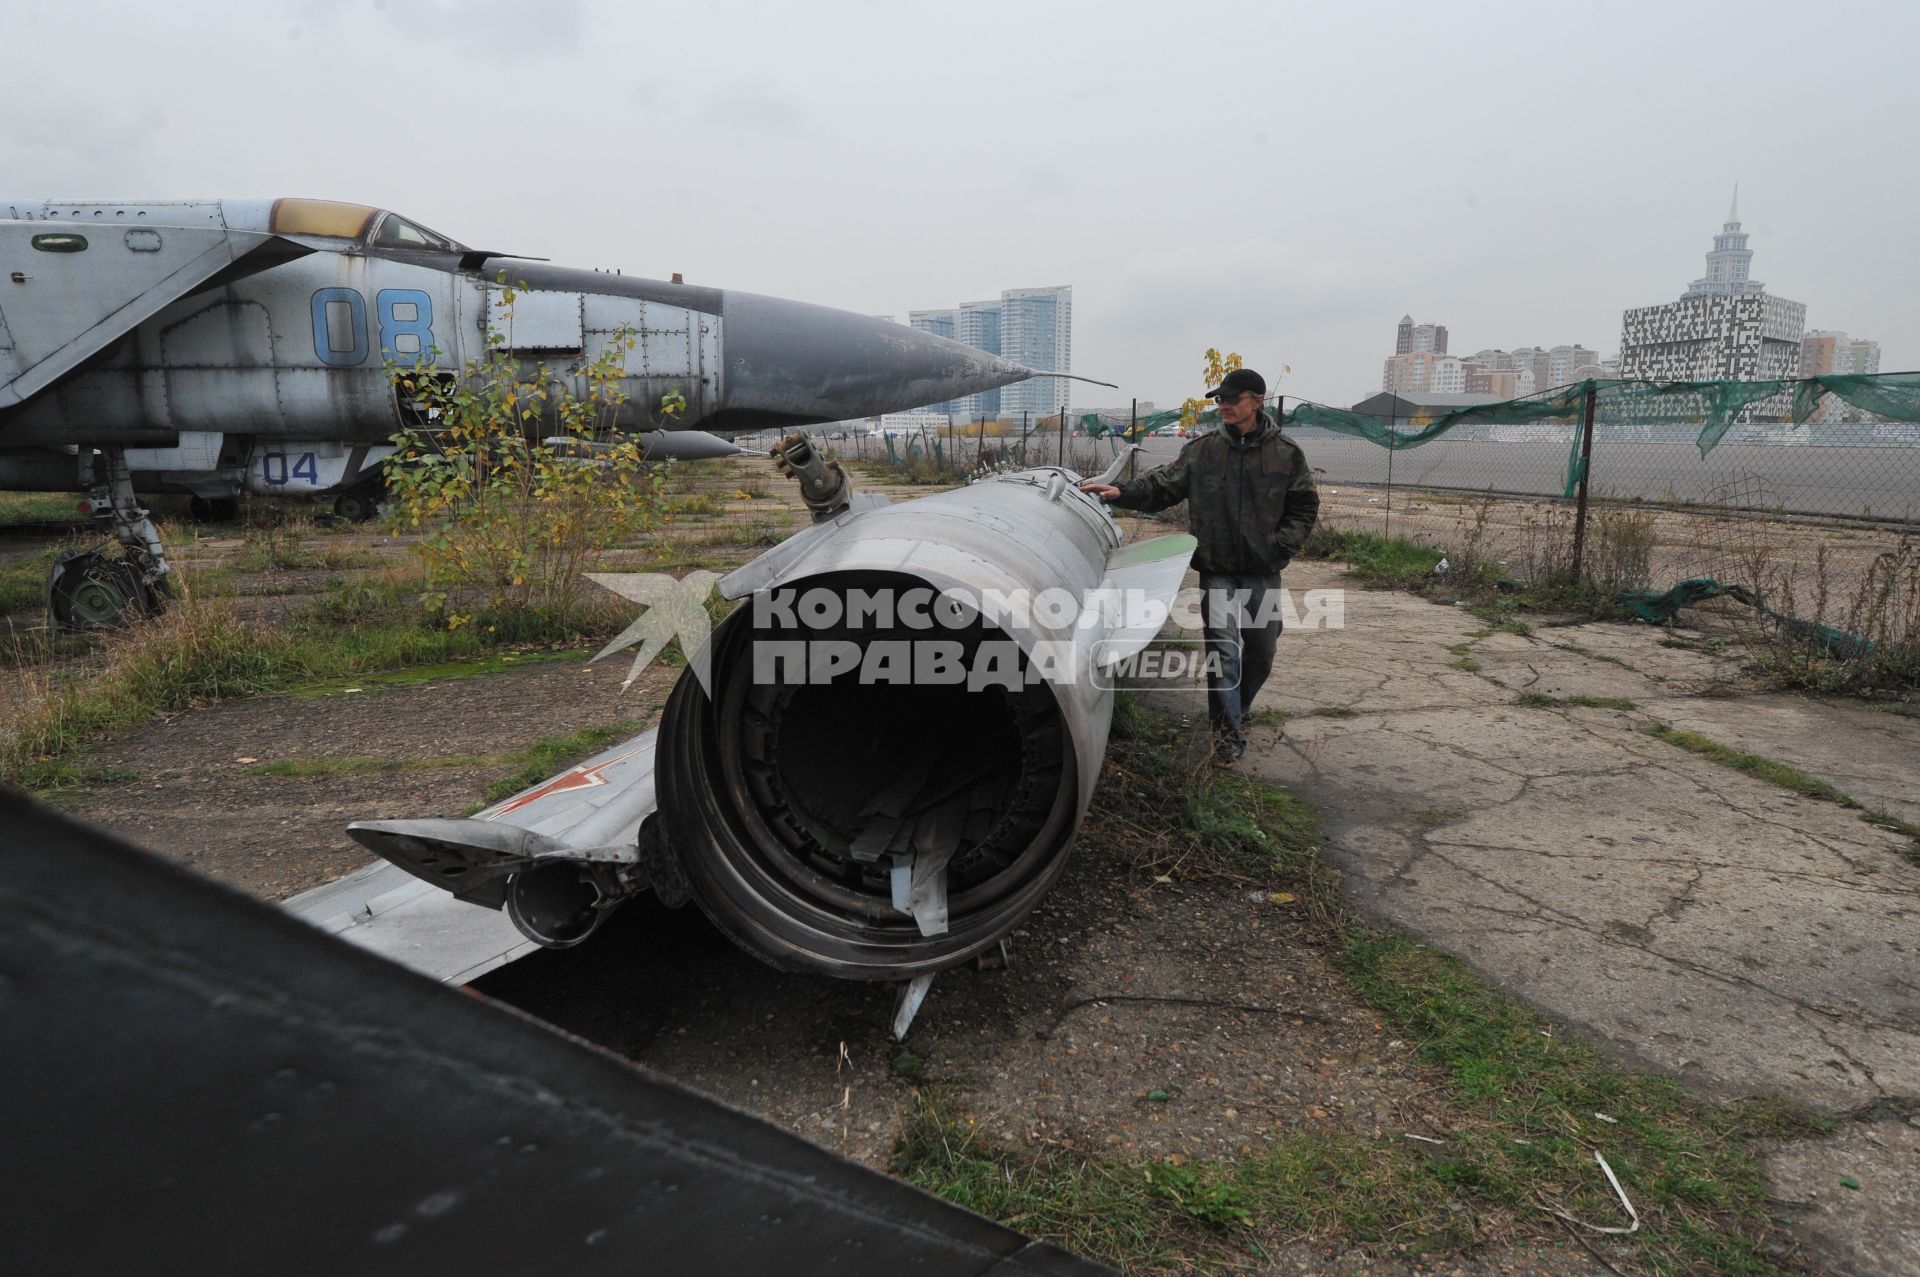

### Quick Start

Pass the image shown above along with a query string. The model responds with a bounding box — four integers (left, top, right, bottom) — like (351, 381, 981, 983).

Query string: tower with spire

(1617, 189, 1806, 395)
(1684, 186, 1766, 299)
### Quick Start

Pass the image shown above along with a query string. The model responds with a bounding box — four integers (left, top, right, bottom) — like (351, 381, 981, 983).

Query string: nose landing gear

(48, 447, 173, 630)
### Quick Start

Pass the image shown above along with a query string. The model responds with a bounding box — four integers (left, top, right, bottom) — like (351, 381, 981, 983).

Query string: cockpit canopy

(268, 198, 463, 252)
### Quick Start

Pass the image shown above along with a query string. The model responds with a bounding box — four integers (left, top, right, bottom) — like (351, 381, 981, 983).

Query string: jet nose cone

(715, 291, 1028, 429)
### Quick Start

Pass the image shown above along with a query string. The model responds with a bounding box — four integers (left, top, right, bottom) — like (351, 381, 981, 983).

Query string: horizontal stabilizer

(345, 817, 582, 909)
(1095, 533, 1197, 670)
(345, 728, 660, 908)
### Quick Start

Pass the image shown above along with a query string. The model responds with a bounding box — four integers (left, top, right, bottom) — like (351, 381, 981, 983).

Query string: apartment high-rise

(1801, 330, 1881, 377)
(908, 310, 960, 415)
(905, 286, 1073, 421)
(996, 286, 1073, 420)
(1395, 315, 1448, 356)
(951, 300, 1002, 420)
(1799, 330, 1882, 420)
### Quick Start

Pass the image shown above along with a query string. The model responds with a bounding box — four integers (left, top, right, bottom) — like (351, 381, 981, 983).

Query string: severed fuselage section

(343, 438, 1193, 1012)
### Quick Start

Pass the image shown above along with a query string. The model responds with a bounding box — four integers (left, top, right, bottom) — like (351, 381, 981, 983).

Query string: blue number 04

(260, 452, 319, 486)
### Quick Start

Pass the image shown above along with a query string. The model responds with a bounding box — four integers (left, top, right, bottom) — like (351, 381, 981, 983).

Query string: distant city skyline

(905, 285, 1073, 421)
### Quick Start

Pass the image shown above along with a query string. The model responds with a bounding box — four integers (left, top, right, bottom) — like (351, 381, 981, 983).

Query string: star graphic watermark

(588, 571, 722, 694)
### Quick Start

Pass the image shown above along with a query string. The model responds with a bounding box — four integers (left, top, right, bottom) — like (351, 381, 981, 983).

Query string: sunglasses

(1214, 393, 1255, 405)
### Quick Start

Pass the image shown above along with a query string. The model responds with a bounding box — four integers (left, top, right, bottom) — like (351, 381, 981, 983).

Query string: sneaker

(1210, 735, 1246, 766)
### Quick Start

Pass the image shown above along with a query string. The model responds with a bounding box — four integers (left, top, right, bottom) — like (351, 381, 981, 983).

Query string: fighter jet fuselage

(0, 198, 1033, 625)
(0, 198, 1028, 505)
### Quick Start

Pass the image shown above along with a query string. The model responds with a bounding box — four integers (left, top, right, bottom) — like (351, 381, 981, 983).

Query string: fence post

(1128, 398, 1138, 482)
(1384, 396, 1396, 540)
(1057, 405, 1066, 468)
(1570, 381, 1598, 583)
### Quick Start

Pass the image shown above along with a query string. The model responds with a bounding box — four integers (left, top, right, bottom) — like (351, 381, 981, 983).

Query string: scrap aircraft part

(47, 548, 164, 629)
(347, 730, 662, 951)
(770, 430, 851, 520)
(638, 428, 744, 461)
(654, 465, 1197, 980)
(339, 461, 1195, 990)
(0, 793, 1114, 1277)
(549, 430, 745, 463)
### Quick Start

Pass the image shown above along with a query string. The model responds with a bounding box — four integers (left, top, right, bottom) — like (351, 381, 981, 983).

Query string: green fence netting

(1617, 578, 1872, 659)
(1272, 372, 1920, 499)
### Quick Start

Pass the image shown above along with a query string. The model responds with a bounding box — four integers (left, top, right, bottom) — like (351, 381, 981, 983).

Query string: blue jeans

(1199, 572, 1282, 748)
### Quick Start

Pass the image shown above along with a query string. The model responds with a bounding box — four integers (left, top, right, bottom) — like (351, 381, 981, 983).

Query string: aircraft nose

(715, 291, 1029, 427)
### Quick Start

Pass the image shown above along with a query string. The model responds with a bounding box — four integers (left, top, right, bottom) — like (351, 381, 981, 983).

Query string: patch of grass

(477, 722, 642, 805)
(893, 1092, 1220, 1270)
(1, 574, 622, 789)
(667, 491, 722, 518)
(1110, 690, 1153, 742)
(248, 755, 404, 778)
(1446, 642, 1474, 657)
(1551, 640, 1637, 672)
(1517, 693, 1638, 711)
(0, 493, 86, 526)
(1448, 657, 1482, 673)
(288, 648, 586, 700)
(1183, 772, 1320, 879)
(0, 547, 61, 614)
(244, 753, 504, 779)
(1648, 723, 1842, 801)
(19, 760, 141, 793)
(1333, 933, 1825, 1274)
(1412, 807, 1465, 827)
(1307, 706, 1358, 719)
(1311, 530, 1446, 589)
(1008, 702, 1830, 1273)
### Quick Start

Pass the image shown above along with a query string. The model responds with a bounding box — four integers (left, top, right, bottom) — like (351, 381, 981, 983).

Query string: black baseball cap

(1204, 368, 1266, 400)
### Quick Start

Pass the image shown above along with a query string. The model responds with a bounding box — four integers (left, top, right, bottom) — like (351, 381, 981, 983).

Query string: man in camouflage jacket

(1080, 368, 1319, 761)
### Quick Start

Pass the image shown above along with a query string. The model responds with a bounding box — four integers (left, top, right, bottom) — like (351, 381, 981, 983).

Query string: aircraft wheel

(49, 553, 158, 630)
(333, 490, 378, 523)
(189, 496, 240, 523)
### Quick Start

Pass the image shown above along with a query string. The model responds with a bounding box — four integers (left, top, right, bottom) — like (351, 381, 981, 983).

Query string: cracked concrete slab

(1765, 1115, 1920, 1277)
(1225, 560, 1920, 1275)
(1654, 692, 1920, 826)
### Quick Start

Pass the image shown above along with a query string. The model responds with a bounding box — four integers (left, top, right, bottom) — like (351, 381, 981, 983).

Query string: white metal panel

(282, 860, 537, 985)
(123, 431, 224, 471)
(486, 288, 583, 350)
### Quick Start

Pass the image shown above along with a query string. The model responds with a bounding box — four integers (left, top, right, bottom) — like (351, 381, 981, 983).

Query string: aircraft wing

(0, 220, 311, 410)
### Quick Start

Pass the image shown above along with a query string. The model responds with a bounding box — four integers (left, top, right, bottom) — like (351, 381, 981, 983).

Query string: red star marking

(483, 747, 645, 820)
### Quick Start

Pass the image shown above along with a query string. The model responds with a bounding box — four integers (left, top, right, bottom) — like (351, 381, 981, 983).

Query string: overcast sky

(6, 0, 1915, 410)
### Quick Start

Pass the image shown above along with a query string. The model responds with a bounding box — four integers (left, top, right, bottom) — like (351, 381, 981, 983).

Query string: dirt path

(52, 656, 678, 901)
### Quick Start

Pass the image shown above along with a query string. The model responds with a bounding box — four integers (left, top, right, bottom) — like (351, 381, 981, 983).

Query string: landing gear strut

(48, 448, 172, 630)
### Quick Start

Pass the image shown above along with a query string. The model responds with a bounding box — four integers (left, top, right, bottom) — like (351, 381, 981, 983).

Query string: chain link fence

(830, 376, 1920, 686)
